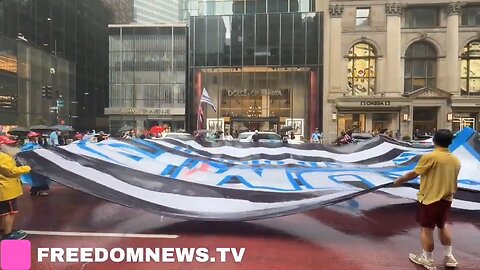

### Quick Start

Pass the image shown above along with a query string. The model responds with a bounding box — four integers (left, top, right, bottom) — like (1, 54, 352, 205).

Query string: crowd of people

(0, 124, 466, 270)
(0, 133, 43, 240)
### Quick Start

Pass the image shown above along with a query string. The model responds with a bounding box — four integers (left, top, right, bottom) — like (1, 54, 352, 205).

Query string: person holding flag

(0, 136, 30, 239)
(20, 132, 50, 196)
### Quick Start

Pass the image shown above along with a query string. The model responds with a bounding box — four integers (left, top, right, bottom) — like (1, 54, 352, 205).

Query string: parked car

(237, 132, 303, 144)
(410, 137, 434, 147)
(152, 132, 194, 141)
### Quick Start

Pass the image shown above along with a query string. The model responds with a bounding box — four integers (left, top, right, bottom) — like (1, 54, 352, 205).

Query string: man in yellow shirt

(0, 136, 31, 240)
(394, 129, 460, 270)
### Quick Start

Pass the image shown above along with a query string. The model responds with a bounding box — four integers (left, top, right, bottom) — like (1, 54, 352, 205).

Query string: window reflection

(461, 6, 480, 26)
(355, 8, 370, 27)
(347, 43, 376, 96)
(192, 12, 319, 67)
(109, 26, 187, 108)
(405, 7, 439, 28)
(192, 0, 314, 16)
(404, 41, 437, 92)
(461, 40, 480, 95)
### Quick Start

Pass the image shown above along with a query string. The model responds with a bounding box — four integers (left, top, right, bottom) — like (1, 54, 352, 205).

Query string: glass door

(462, 118, 475, 130)
(452, 117, 476, 132)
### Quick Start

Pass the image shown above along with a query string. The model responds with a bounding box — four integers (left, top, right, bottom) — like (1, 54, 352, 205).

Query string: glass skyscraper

(134, 0, 183, 23)
(106, 25, 188, 133)
(187, 0, 323, 137)
(0, 0, 111, 130)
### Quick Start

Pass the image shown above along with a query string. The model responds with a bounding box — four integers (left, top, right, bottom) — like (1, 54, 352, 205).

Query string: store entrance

(230, 117, 280, 136)
(413, 107, 438, 137)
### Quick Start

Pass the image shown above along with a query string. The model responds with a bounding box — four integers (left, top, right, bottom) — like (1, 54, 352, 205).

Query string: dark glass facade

(0, 0, 111, 130)
(184, 0, 316, 17)
(107, 25, 188, 133)
(190, 13, 321, 67)
(188, 7, 323, 136)
(0, 35, 76, 130)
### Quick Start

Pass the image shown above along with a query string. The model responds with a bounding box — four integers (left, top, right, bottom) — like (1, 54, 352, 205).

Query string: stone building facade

(320, 0, 480, 141)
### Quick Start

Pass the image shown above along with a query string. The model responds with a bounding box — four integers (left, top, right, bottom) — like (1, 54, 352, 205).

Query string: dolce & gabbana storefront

(196, 67, 317, 138)
(188, 10, 323, 137)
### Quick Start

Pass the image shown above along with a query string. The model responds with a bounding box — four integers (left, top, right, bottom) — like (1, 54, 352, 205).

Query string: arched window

(347, 43, 376, 96)
(461, 40, 480, 96)
(404, 41, 437, 93)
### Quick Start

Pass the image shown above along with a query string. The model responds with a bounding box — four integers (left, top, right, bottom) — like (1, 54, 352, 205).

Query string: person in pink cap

(20, 132, 50, 196)
(0, 135, 30, 239)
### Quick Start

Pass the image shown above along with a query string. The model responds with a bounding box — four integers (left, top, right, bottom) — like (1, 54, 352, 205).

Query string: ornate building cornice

(329, 4, 344, 18)
(447, 1, 465, 16)
(385, 3, 404, 16)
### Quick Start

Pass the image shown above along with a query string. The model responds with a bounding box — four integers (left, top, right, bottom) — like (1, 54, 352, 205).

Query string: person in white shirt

(224, 132, 234, 141)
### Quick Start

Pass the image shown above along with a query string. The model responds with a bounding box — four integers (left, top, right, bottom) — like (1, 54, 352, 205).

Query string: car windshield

(238, 133, 251, 139)
(258, 134, 281, 140)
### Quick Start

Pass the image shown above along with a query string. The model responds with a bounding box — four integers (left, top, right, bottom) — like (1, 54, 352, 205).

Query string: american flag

(197, 88, 216, 130)
(200, 88, 216, 112)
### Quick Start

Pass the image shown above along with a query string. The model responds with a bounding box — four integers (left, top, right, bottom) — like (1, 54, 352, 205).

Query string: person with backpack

(310, 128, 322, 144)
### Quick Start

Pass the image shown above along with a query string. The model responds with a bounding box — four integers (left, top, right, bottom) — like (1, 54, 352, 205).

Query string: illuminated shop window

(347, 43, 376, 96)
(461, 40, 480, 95)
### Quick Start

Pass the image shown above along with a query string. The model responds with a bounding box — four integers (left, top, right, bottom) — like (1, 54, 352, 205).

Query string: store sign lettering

(227, 89, 284, 97)
(360, 101, 391, 106)
(121, 108, 138, 114)
(143, 108, 171, 115)
(120, 108, 171, 115)
(453, 113, 474, 118)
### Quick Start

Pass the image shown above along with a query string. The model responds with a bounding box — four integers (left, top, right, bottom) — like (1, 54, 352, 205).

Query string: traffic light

(46, 86, 52, 98)
(42, 86, 52, 98)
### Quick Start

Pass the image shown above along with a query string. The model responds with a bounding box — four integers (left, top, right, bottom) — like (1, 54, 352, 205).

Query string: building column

(445, 105, 453, 130)
(376, 57, 385, 94)
(323, 5, 344, 142)
(399, 105, 412, 139)
(262, 94, 269, 117)
(329, 4, 343, 94)
(446, 2, 463, 95)
(385, 3, 403, 95)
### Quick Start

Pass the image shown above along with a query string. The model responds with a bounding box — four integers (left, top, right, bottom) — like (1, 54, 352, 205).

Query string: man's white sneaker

(409, 253, 437, 270)
(444, 255, 458, 267)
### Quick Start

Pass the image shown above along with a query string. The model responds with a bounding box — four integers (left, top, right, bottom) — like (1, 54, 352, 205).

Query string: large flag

(16, 128, 480, 221)
(200, 87, 216, 112)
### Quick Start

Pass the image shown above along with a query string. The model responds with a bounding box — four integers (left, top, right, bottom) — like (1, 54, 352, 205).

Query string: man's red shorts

(417, 200, 452, 229)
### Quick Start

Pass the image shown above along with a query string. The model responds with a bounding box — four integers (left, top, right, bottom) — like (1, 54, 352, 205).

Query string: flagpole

(196, 102, 202, 130)
(217, 84, 220, 130)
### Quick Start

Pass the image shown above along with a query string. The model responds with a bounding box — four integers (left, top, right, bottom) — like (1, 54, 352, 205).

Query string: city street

(2, 0, 480, 269)
(17, 185, 480, 270)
